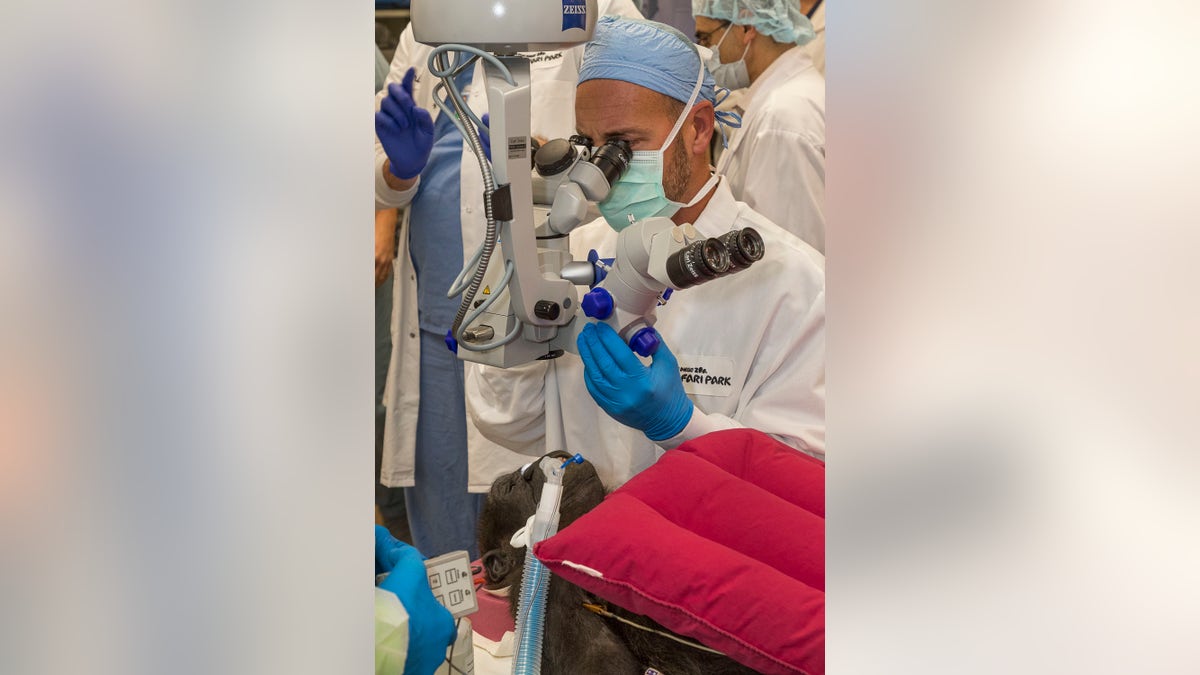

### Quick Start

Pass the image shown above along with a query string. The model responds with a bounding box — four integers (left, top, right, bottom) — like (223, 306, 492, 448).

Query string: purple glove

(376, 67, 435, 180)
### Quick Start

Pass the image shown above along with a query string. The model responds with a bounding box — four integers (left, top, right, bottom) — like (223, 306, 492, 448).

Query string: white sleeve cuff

(375, 157, 420, 210)
(656, 409, 741, 450)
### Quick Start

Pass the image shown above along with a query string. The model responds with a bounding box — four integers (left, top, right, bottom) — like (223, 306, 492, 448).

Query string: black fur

(478, 452, 761, 675)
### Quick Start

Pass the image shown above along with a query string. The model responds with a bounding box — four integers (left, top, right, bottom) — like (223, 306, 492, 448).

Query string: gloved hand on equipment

(576, 322, 694, 442)
(375, 523, 412, 576)
(375, 525, 456, 675)
(376, 68, 435, 180)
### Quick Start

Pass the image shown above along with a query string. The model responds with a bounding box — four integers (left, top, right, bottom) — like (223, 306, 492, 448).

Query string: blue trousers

(405, 329, 484, 559)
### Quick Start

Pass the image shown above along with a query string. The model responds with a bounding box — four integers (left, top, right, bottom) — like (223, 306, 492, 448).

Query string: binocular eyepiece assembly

(665, 227, 765, 289)
(534, 137, 632, 185)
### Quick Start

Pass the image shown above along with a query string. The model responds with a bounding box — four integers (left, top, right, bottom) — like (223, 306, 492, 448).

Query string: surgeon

(465, 16, 826, 491)
(694, 0, 826, 252)
(375, 525, 456, 675)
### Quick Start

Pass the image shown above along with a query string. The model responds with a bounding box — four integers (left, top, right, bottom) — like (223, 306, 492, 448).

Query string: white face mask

(705, 25, 751, 90)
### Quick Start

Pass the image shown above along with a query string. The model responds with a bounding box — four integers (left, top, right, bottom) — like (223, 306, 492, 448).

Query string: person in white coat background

(465, 17, 825, 492)
(694, 0, 826, 253)
(802, 0, 824, 75)
(373, 1, 642, 558)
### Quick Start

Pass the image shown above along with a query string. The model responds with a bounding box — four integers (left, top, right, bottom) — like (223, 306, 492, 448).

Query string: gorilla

(477, 451, 760, 675)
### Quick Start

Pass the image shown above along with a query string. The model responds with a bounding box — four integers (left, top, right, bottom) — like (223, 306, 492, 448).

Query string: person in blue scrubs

(376, 58, 484, 559)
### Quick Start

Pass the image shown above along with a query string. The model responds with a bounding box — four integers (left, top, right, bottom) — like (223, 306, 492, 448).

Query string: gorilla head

(477, 450, 607, 594)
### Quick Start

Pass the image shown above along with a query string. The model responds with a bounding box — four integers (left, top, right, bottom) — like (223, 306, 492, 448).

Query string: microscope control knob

(534, 300, 561, 321)
(581, 288, 614, 320)
(628, 327, 660, 357)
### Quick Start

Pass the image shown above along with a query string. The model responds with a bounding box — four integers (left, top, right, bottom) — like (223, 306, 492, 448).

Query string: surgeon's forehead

(574, 79, 672, 147)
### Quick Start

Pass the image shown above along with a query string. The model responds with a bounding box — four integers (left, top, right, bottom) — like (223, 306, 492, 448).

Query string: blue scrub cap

(692, 0, 816, 45)
(579, 16, 717, 106)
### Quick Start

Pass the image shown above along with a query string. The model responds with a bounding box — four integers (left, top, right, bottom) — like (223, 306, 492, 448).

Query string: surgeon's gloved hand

(375, 526, 456, 675)
(376, 68, 435, 180)
(576, 322, 694, 442)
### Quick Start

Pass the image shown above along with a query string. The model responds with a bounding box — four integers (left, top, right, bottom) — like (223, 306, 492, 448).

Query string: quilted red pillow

(533, 428, 824, 675)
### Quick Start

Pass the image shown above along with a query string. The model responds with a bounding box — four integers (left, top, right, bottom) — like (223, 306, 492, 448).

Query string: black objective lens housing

(715, 227, 765, 272)
(588, 139, 632, 187)
(665, 238, 732, 289)
(534, 138, 578, 177)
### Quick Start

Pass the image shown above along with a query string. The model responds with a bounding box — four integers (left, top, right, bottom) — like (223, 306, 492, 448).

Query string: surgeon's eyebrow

(601, 128, 649, 143)
(575, 128, 650, 145)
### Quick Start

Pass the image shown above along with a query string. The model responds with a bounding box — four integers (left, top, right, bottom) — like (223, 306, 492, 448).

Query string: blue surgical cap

(579, 16, 716, 106)
(693, 0, 816, 46)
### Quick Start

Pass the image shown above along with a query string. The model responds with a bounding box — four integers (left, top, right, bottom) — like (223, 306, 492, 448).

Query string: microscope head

(412, 0, 599, 54)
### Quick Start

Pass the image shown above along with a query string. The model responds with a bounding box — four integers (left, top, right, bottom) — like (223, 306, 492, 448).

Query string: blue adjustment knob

(444, 329, 458, 354)
(628, 327, 660, 357)
(581, 287, 614, 320)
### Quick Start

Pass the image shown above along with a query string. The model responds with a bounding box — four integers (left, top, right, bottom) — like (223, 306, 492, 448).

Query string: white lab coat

(716, 46, 826, 253)
(376, 0, 643, 488)
(465, 179, 825, 491)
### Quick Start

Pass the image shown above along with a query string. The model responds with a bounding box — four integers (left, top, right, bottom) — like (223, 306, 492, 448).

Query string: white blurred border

(831, 1, 1200, 672)
(1, 2, 374, 674)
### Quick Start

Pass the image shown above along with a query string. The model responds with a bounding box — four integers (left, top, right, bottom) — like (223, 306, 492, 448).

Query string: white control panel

(423, 550, 478, 619)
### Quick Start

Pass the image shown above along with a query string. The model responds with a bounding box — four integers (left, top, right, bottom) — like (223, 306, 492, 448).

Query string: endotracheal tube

(512, 454, 584, 675)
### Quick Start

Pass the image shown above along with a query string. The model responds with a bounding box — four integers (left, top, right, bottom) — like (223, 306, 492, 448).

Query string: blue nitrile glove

(576, 322, 694, 441)
(376, 67, 435, 180)
(375, 527, 456, 675)
(477, 113, 491, 161)
(376, 524, 411, 576)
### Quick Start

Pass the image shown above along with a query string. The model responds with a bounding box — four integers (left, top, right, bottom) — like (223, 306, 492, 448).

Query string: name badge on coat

(676, 355, 735, 397)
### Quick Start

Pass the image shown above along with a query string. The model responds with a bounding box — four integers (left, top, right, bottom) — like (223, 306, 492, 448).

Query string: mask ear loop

(659, 59, 706, 153)
(664, 60, 712, 209)
(710, 23, 732, 62)
(733, 30, 752, 62)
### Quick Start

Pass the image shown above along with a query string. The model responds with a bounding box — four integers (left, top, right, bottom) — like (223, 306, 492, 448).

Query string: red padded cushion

(533, 429, 824, 675)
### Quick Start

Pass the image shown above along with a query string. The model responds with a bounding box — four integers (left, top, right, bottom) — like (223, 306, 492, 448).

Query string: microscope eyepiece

(665, 228, 764, 289)
(665, 237, 731, 289)
(588, 139, 632, 187)
(716, 227, 765, 272)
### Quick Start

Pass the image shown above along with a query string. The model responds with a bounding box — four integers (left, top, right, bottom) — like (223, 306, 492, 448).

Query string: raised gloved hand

(576, 322, 694, 441)
(375, 526, 456, 675)
(376, 68, 435, 180)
